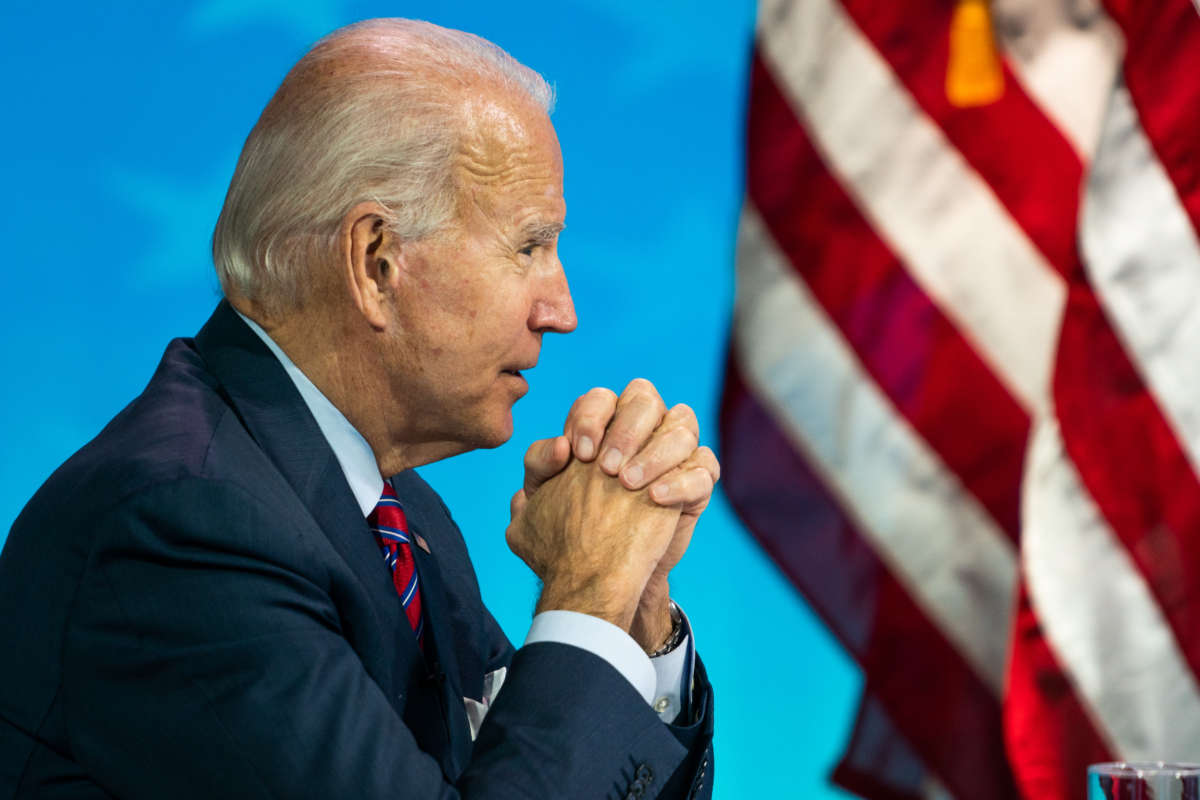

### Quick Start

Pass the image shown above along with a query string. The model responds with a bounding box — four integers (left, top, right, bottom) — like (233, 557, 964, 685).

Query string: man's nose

(530, 260, 577, 334)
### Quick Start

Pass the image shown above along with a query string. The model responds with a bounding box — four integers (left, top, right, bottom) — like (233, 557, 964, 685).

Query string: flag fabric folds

(720, 0, 1200, 797)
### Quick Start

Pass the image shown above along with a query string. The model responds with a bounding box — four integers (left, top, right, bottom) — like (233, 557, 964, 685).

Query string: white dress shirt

(237, 312, 694, 723)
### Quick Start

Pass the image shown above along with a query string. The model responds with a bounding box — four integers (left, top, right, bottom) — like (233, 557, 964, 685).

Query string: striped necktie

(368, 483, 424, 647)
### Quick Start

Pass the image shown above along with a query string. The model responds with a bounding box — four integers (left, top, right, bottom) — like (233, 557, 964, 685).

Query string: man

(0, 17, 717, 800)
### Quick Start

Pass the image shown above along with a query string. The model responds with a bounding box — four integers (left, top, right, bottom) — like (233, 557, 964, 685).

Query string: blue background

(0, 2, 860, 796)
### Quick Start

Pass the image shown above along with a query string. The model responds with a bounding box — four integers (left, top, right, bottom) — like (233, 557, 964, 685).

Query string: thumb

(523, 435, 571, 496)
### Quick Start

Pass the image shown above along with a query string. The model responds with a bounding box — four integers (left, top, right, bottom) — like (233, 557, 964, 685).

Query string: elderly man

(0, 17, 717, 800)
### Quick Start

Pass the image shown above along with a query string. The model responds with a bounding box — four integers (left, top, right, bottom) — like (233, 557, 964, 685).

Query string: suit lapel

(193, 302, 474, 776)
(192, 303, 413, 690)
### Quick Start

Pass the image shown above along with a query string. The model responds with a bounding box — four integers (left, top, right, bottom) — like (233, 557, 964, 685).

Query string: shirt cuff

(525, 610, 656, 706)
(649, 604, 694, 723)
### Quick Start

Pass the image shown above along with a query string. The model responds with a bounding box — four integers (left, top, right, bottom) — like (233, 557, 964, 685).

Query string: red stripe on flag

(720, 356, 1017, 799)
(835, 0, 1084, 273)
(1005, 579, 1114, 800)
(1102, 0, 1200, 241)
(746, 53, 1028, 541)
(1054, 284, 1200, 674)
(846, 0, 1200, 770)
(769, 0, 1200, 764)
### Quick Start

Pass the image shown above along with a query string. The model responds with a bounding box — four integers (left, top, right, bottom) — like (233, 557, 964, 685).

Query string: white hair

(211, 18, 554, 316)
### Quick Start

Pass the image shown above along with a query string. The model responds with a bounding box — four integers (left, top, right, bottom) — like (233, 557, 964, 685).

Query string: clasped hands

(506, 379, 720, 654)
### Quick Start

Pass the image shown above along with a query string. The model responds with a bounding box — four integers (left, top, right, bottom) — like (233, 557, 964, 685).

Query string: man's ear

(342, 201, 398, 331)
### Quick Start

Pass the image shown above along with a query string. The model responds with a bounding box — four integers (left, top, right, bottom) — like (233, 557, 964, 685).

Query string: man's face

(385, 91, 576, 452)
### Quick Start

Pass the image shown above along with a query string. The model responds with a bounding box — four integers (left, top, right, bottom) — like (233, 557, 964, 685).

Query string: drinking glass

(1088, 762, 1200, 800)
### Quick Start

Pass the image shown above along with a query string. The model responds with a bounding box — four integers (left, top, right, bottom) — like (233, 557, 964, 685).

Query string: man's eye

(518, 244, 537, 257)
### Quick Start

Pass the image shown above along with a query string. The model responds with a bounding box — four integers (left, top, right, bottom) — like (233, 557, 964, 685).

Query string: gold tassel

(946, 0, 1005, 107)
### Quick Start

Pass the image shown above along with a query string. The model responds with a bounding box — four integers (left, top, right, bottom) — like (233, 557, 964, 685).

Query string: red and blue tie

(368, 483, 424, 647)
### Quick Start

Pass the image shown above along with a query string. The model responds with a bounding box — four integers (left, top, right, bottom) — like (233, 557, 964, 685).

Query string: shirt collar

(235, 310, 382, 517)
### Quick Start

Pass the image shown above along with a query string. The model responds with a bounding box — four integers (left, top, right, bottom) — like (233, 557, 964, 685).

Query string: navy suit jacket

(0, 302, 714, 799)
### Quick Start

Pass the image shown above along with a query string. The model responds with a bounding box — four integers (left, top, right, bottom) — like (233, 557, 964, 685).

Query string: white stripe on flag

(1022, 415, 1200, 759)
(756, 0, 1067, 414)
(991, 0, 1123, 161)
(734, 203, 1017, 693)
(923, 776, 953, 800)
(1080, 81, 1200, 478)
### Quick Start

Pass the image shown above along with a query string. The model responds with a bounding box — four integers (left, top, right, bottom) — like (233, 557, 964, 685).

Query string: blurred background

(0, 1, 861, 797)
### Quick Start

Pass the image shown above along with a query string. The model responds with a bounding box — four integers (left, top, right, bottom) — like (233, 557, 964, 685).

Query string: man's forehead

(454, 91, 560, 183)
(461, 94, 538, 142)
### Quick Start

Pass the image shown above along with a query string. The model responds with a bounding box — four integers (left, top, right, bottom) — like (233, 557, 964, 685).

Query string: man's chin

(466, 410, 515, 451)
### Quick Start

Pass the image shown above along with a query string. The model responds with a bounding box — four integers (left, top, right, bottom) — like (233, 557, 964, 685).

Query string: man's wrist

(629, 576, 672, 651)
(536, 577, 637, 631)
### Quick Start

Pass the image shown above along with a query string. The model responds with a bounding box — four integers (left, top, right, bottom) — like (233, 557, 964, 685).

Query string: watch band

(648, 600, 684, 657)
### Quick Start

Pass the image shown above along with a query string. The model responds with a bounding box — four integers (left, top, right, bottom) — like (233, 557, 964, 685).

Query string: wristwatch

(648, 600, 685, 657)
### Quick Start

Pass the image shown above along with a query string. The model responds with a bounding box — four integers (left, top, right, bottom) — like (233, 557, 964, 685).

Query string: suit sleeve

(62, 478, 707, 799)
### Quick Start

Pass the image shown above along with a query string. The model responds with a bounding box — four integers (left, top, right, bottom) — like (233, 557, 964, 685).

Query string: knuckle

(653, 426, 696, 457)
(603, 419, 637, 445)
(606, 429, 635, 452)
(676, 469, 711, 502)
(587, 386, 618, 405)
(667, 402, 697, 425)
(567, 389, 616, 434)
(623, 377, 659, 401)
(697, 447, 722, 480)
(626, 376, 654, 392)
(676, 426, 700, 449)
(579, 408, 612, 428)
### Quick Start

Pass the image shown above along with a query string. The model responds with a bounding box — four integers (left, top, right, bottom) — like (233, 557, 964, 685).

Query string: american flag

(720, 0, 1200, 797)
